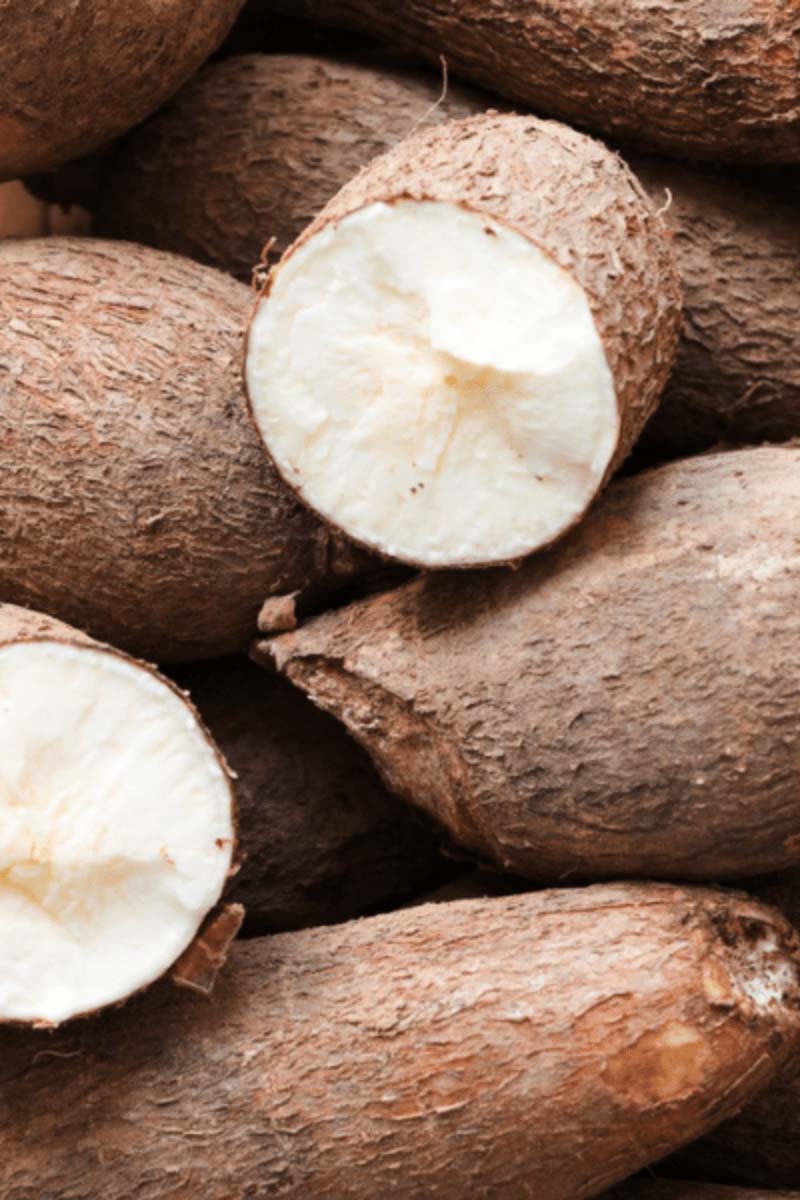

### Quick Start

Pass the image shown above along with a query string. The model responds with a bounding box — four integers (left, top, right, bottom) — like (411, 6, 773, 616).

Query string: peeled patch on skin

(0, 641, 234, 1026)
(248, 200, 617, 566)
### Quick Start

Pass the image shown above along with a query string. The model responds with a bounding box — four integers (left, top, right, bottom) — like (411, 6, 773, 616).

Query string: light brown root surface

(255, 0, 800, 163)
(263, 445, 800, 882)
(1, 883, 799, 1199)
(0, 0, 245, 179)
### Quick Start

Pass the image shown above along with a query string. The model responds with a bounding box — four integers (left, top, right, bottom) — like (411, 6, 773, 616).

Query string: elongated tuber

(254, 0, 800, 163)
(262, 445, 800, 882)
(0, 0, 244, 180)
(1, 884, 799, 1198)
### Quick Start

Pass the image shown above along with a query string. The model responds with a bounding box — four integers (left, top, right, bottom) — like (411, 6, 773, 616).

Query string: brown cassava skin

(2, 883, 800, 1199)
(0, 0, 245, 181)
(249, 112, 680, 562)
(95, 54, 488, 281)
(605, 1183, 800, 1199)
(257, 0, 800, 163)
(0, 237, 372, 663)
(632, 158, 800, 461)
(171, 656, 451, 932)
(263, 445, 800, 882)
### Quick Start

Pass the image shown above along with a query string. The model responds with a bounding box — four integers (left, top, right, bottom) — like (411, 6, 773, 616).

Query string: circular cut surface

(0, 642, 234, 1025)
(247, 200, 617, 567)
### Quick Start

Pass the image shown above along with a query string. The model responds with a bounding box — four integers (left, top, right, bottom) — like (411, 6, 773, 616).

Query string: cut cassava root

(170, 657, 452, 931)
(246, 113, 680, 568)
(94, 54, 488, 280)
(1, 883, 800, 1198)
(262, 445, 800, 882)
(0, 0, 245, 180)
(0, 605, 235, 1027)
(258, 0, 800, 163)
(0, 237, 371, 663)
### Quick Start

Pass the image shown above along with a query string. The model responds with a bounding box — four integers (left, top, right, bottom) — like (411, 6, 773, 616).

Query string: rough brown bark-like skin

(258, 0, 800, 163)
(1, 883, 800, 1199)
(605, 1182, 800, 1199)
(95, 54, 487, 281)
(0, 0, 245, 180)
(0, 237, 371, 663)
(170, 657, 452, 932)
(632, 158, 800, 461)
(263, 445, 800, 882)
(250, 112, 680, 561)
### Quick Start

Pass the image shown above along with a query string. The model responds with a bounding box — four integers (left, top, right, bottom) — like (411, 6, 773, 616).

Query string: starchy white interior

(0, 642, 234, 1025)
(247, 200, 618, 566)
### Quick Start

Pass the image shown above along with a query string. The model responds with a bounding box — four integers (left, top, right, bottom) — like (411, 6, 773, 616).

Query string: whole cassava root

(261, 445, 800, 882)
(2, 883, 800, 1199)
(257, 0, 800, 163)
(170, 657, 452, 931)
(0, 237, 372, 663)
(0, 604, 236, 1026)
(632, 158, 800, 460)
(0, 0, 245, 180)
(246, 112, 680, 569)
(94, 54, 488, 280)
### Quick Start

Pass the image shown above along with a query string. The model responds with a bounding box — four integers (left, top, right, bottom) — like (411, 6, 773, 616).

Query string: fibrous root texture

(0, 884, 799, 1198)
(263, 445, 800, 882)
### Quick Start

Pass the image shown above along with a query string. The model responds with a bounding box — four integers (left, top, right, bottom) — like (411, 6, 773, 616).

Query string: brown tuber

(603, 1182, 800, 1199)
(261, 445, 800, 883)
(0, 0, 245, 180)
(1, 884, 800, 1198)
(170, 656, 452, 931)
(255, 0, 800, 163)
(0, 237, 373, 663)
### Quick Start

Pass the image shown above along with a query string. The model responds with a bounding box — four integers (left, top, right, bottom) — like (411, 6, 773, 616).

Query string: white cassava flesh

(246, 115, 680, 568)
(0, 638, 234, 1026)
(247, 201, 617, 566)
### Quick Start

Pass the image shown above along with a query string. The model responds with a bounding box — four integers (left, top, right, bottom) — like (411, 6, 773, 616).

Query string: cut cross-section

(0, 628, 235, 1026)
(245, 114, 681, 569)
(247, 200, 618, 567)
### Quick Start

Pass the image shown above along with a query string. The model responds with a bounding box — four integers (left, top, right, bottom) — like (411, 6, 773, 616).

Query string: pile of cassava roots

(1, 2, 800, 1197)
